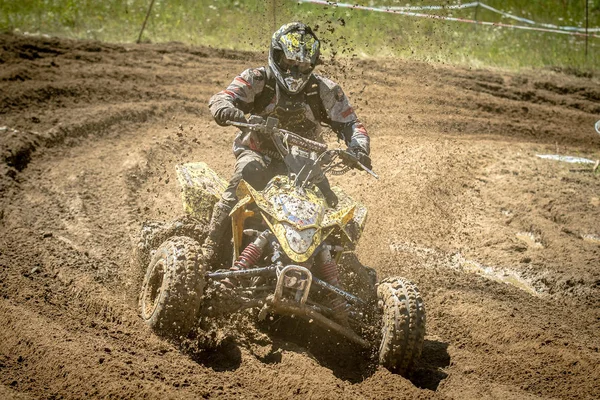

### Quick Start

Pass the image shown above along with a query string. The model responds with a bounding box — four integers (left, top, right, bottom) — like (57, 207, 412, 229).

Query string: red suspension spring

(319, 260, 340, 287)
(234, 243, 263, 270)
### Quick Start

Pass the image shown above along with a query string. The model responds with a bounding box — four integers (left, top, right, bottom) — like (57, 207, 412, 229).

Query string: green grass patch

(1, 0, 598, 70)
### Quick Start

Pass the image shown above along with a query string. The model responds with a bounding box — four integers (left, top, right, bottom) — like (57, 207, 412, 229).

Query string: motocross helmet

(268, 22, 320, 94)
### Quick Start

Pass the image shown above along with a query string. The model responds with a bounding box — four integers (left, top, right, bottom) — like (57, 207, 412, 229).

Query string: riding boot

(317, 179, 338, 208)
(202, 201, 232, 266)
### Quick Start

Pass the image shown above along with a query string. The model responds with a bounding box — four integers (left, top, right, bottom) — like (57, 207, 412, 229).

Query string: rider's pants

(221, 149, 286, 208)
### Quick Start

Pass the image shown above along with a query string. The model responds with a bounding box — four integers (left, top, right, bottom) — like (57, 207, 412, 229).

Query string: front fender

(263, 217, 333, 263)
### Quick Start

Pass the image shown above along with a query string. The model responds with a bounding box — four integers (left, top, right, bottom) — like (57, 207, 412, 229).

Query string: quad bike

(139, 116, 426, 375)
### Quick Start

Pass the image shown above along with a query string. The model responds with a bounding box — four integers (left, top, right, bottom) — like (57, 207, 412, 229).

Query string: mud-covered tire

(134, 216, 207, 275)
(377, 277, 426, 375)
(140, 236, 206, 339)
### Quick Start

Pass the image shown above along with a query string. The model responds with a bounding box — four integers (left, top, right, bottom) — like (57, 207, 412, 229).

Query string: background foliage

(1, 0, 598, 69)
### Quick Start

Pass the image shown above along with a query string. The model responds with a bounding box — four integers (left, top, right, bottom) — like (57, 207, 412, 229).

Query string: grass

(1, 0, 598, 70)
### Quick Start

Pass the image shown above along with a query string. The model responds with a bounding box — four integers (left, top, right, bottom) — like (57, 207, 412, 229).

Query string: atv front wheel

(140, 236, 205, 339)
(377, 277, 426, 375)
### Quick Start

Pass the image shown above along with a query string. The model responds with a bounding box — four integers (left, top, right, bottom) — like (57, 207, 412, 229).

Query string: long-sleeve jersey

(208, 67, 369, 156)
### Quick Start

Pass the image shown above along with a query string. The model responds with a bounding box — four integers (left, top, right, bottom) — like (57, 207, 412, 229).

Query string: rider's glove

(349, 147, 372, 170)
(215, 107, 247, 126)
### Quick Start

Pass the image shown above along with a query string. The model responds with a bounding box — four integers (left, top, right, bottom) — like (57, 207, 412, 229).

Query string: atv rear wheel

(140, 236, 205, 339)
(377, 277, 426, 375)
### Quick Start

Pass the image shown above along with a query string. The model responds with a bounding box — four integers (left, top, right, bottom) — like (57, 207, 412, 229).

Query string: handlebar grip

(340, 149, 378, 179)
(339, 150, 358, 164)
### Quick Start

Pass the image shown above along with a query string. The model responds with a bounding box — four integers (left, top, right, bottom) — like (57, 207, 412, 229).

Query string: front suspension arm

(207, 266, 277, 280)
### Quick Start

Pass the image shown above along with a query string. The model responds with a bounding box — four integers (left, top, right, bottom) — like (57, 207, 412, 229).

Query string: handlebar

(227, 116, 378, 179)
(227, 118, 327, 154)
(334, 149, 379, 179)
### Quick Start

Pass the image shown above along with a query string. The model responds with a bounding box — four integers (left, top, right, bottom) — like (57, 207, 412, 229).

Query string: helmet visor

(279, 56, 313, 74)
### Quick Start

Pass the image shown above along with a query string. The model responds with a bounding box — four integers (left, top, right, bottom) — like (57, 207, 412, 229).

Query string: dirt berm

(1, 33, 599, 399)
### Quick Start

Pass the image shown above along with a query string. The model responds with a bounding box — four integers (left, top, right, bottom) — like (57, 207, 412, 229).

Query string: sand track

(1, 33, 599, 399)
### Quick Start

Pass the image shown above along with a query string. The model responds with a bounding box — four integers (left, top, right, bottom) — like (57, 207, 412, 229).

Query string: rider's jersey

(209, 66, 369, 157)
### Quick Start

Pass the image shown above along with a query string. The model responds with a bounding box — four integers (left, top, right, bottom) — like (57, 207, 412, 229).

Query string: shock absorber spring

(234, 243, 263, 270)
(319, 259, 340, 287)
(316, 247, 348, 321)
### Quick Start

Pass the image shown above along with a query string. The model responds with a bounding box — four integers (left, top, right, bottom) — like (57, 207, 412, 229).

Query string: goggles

(279, 56, 313, 74)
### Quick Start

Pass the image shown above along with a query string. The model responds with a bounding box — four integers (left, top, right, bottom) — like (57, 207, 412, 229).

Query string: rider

(203, 22, 371, 263)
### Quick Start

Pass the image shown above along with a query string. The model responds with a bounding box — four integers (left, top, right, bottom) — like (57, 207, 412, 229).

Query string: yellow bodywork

(176, 162, 227, 222)
(175, 163, 367, 263)
(232, 176, 367, 263)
